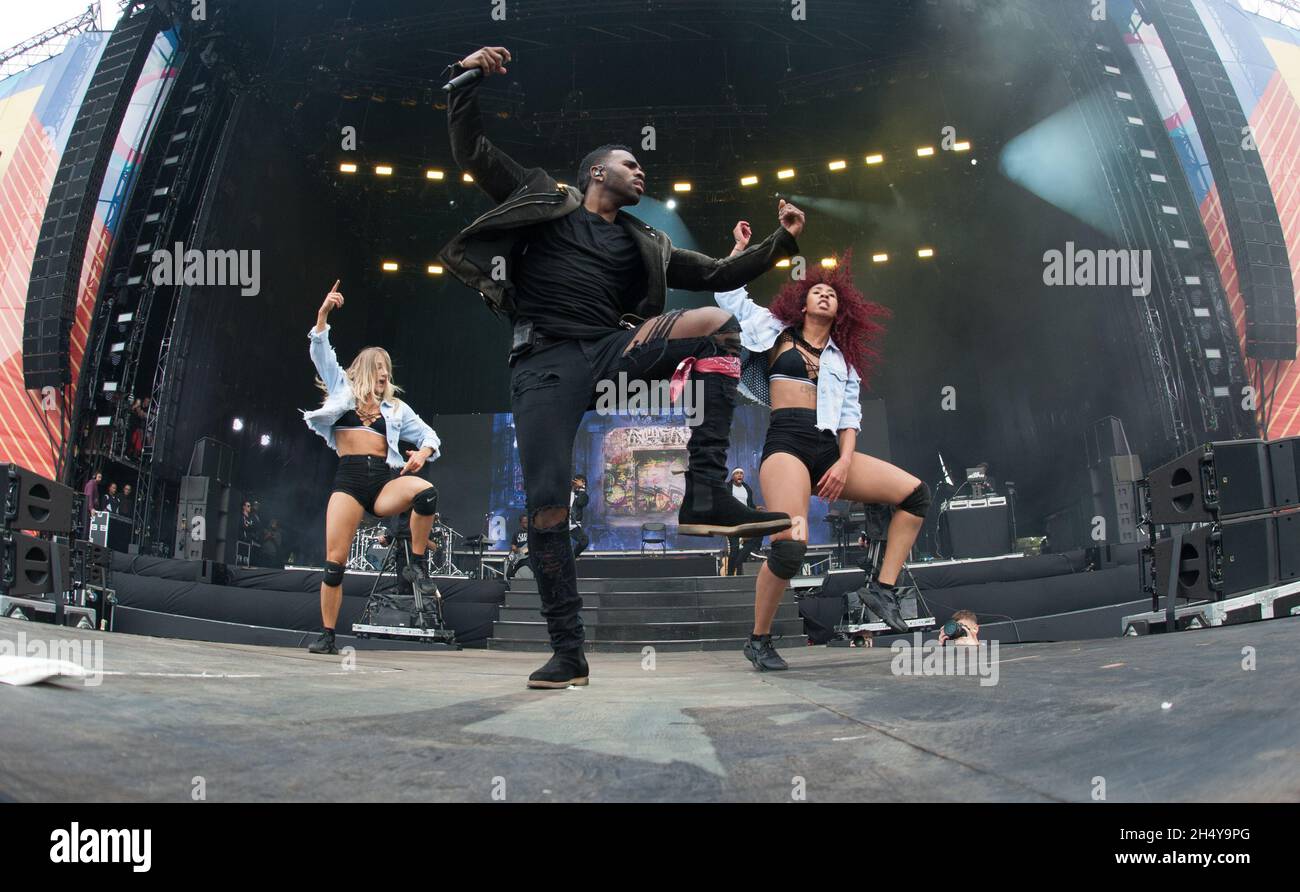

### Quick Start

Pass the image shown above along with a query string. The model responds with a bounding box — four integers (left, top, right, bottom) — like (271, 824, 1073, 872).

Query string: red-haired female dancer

(718, 222, 931, 670)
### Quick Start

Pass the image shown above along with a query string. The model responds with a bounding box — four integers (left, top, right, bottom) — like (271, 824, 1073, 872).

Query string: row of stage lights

(379, 249, 937, 276)
(336, 139, 974, 193)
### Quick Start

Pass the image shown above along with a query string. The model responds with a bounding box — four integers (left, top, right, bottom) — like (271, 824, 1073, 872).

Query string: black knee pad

(323, 561, 345, 587)
(899, 481, 931, 518)
(766, 538, 807, 580)
(412, 485, 439, 516)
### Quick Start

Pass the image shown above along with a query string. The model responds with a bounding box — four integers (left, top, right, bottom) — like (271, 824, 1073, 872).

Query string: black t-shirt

(512, 206, 647, 340)
(512, 530, 528, 549)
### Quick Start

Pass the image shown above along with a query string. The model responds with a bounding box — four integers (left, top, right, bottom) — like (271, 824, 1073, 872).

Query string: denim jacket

(714, 287, 863, 433)
(301, 324, 441, 468)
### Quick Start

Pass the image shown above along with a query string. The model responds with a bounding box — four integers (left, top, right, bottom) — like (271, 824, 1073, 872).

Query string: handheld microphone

(442, 66, 483, 92)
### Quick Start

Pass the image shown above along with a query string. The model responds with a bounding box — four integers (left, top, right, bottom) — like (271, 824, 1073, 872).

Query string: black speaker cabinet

(1268, 436, 1299, 509)
(4, 464, 76, 533)
(2, 532, 71, 597)
(1147, 440, 1272, 523)
(1152, 512, 1295, 602)
(946, 499, 1011, 558)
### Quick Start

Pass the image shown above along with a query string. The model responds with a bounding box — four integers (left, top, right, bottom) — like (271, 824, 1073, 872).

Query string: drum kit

(346, 520, 470, 577)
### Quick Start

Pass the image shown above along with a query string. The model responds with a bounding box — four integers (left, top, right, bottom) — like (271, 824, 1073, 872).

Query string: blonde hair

(317, 346, 403, 409)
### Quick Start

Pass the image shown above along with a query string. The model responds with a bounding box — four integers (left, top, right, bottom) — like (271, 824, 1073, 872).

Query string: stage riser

(496, 604, 797, 625)
(492, 619, 803, 642)
(502, 590, 775, 610)
(507, 575, 759, 594)
(486, 637, 797, 654)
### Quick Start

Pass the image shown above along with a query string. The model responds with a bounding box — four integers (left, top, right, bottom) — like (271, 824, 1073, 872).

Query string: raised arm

(309, 280, 347, 393)
(444, 46, 529, 204)
(667, 199, 804, 293)
(714, 220, 779, 325)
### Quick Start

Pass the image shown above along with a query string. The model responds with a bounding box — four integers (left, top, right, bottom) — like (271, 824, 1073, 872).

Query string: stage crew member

(439, 46, 803, 689)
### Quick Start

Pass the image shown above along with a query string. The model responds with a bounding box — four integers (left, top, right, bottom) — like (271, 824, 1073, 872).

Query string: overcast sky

(1, 2, 123, 62)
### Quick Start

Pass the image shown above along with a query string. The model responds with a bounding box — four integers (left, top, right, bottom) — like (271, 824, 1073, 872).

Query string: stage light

(232, 418, 244, 432)
(462, 173, 474, 183)
(102, 382, 118, 392)
(872, 253, 889, 263)
(110, 342, 125, 352)
(426, 169, 444, 180)
(775, 259, 791, 268)
(117, 312, 133, 323)
(381, 261, 399, 272)
(95, 416, 112, 427)
(375, 165, 393, 176)
(673, 182, 691, 192)
(777, 168, 795, 180)
(953, 140, 971, 151)
(820, 258, 837, 268)
(427, 264, 444, 275)
(916, 147, 935, 157)
(339, 162, 357, 173)
(917, 247, 935, 258)
(828, 160, 847, 171)
(259, 434, 272, 447)
(557, 182, 568, 188)
(865, 153, 884, 165)
(665, 199, 677, 210)
(740, 175, 759, 186)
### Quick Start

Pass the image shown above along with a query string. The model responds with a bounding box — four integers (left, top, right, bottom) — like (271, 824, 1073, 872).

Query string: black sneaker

(677, 476, 792, 538)
(307, 630, 338, 655)
(743, 634, 789, 671)
(859, 580, 909, 634)
(526, 649, 589, 689)
(402, 560, 438, 596)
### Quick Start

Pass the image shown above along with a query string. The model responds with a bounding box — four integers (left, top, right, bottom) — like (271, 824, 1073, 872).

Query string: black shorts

(331, 455, 394, 515)
(761, 408, 841, 481)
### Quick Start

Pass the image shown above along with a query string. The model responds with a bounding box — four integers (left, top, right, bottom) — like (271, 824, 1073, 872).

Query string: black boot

(743, 633, 788, 671)
(307, 629, 337, 655)
(678, 475, 793, 537)
(677, 360, 790, 537)
(527, 648, 589, 689)
(859, 580, 909, 634)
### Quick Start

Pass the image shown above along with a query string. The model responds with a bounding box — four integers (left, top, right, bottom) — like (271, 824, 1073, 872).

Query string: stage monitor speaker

(1147, 439, 1272, 523)
(1268, 437, 1299, 509)
(4, 464, 76, 534)
(189, 438, 234, 486)
(1091, 454, 1142, 544)
(946, 500, 1011, 558)
(1152, 511, 1295, 602)
(1, 533, 71, 597)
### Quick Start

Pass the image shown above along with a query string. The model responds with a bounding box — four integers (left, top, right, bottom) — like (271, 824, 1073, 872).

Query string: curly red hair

(768, 251, 890, 386)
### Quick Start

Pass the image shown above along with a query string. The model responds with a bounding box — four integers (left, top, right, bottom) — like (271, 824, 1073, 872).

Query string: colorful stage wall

(1122, 0, 1300, 438)
(0, 28, 178, 479)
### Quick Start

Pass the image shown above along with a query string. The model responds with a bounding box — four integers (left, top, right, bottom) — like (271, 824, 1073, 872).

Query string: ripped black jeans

(511, 322, 740, 651)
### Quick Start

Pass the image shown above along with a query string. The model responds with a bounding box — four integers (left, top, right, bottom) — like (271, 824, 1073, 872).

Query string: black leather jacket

(436, 64, 800, 321)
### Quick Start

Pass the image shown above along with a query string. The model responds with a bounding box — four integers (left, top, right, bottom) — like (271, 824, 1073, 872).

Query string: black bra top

(768, 330, 823, 384)
(334, 407, 387, 437)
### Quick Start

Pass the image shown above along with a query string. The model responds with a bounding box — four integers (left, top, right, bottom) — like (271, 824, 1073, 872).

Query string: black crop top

(334, 407, 387, 438)
(768, 330, 823, 385)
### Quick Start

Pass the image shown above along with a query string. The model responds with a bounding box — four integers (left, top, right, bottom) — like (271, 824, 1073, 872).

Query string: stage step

(486, 635, 808, 654)
(501, 590, 775, 610)
(496, 603, 797, 625)
(490, 617, 804, 643)
(506, 575, 759, 594)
